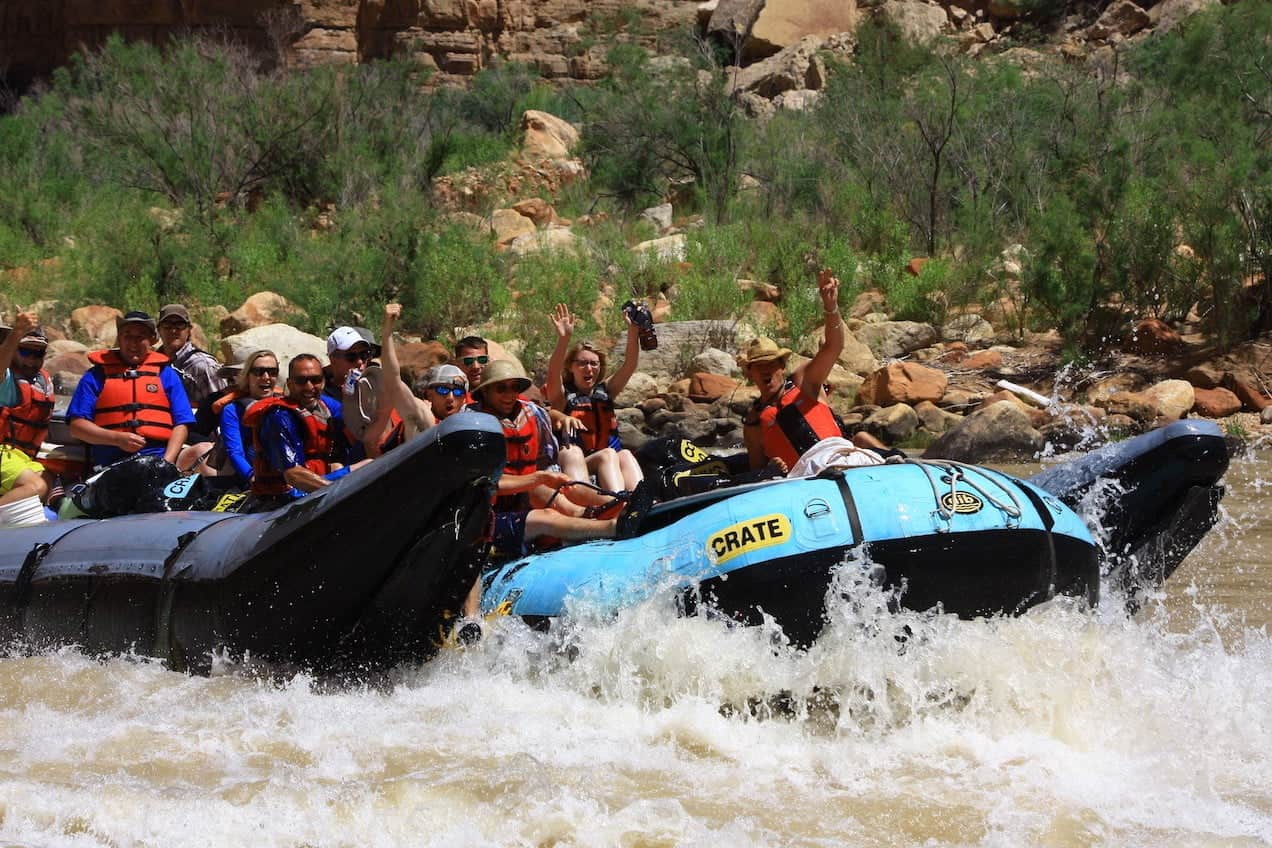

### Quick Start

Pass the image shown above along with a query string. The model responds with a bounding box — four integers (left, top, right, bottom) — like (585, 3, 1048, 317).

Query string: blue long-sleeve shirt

(218, 398, 254, 484)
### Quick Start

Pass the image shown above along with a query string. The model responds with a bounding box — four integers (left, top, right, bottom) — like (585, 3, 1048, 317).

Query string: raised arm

(545, 303, 576, 412)
(605, 315, 641, 398)
(796, 269, 843, 398)
(363, 303, 433, 456)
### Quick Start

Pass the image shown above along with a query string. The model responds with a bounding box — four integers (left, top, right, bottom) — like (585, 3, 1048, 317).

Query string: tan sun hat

(474, 358, 531, 394)
(737, 336, 792, 366)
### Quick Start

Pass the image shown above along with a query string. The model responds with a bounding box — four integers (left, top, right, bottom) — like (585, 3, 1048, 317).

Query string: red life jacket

(0, 369, 55, 458)
(563, 381, 620, 454)
(211, 388, 245, 416)
(749, 379, 843, 468)
(243, 395, 336, 496)
(87, 350, 176, 443)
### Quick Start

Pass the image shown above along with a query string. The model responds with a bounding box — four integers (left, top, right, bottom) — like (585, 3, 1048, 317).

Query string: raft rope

(902, 458, 1024, 530)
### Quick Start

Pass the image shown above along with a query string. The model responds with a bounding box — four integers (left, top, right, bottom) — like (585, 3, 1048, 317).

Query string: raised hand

(384, 302, 402, 323)
(551, 303, 576, 339)
(817, 268, 840, 314)
(12, 310, 38, 336)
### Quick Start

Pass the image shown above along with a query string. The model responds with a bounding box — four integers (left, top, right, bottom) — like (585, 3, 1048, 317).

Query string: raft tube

(0, 413, 506, 674)
(483, 462, 1099, 646)
(1029, 418, 1229, 600)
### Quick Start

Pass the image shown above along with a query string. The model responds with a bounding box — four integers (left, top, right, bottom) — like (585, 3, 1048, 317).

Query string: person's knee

(15, 470, 48, 501)
(559, 444, 585, 462)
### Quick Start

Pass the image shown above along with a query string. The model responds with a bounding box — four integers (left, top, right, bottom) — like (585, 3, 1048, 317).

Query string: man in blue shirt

(67, 311, 196, 470)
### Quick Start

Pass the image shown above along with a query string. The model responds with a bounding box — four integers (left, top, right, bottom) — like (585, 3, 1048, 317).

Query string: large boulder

(923, 401, 1044, 462)
(1191, 387, 1241, 418)
(71, 305, 123, 347)
(1088, 0, 1150, 39)
(623, 319, 753, 378)
(394, 341, 450, 384)
(491, 208, 536, 247)
(521, 110, 579, 160)
(707, 0, 767, 41)
(220, 323, 328, 373)
(726, 35, 826, 98)
(614, 371, 660, 407)
(1123, 318, 1182, 355)
(691, 347, 741, 377)
(689, 372, 740, 401)
(221, 292, 307, 336)
(508, 227, 585, 257)
(858, 362, 948, 406)
(856, 320, 939, 359)
(748, 0, 860, 59)
(865, 403, 919, 444)
(878, 0, 948, 44)
(632, 234, 688, 265)
(1149, 0, 1219, 33)
(914, 400, 962, 434)
(1141, 379, 1195, 421)
(941, 314, 995, 346)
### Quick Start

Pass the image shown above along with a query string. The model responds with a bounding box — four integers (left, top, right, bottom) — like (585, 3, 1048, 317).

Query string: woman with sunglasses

(214, 350, 281, 486)
(546, 303, 645, 494)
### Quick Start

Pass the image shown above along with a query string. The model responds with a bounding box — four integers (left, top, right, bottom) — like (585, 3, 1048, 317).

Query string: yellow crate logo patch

(707, 513, 792, 565)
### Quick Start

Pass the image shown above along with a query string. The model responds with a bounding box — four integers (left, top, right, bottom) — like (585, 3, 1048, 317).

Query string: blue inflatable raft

(482, 420, 1228, 644)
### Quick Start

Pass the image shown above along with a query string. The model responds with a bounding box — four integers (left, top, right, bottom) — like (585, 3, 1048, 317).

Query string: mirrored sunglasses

(17, 347, 46, 358)
(431, 385, 465, 397)
(460, 355, 489, 366)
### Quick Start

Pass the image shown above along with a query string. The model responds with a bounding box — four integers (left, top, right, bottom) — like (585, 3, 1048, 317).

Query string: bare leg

(178, 442, 216, 475)
(0, 470, 49, 506)
(615, 449, 644, 491)
(524, 509, 617, 543)
(558, 444, 590, 483)
(583, 447, 624, 492)
(852, 431, 889, 450)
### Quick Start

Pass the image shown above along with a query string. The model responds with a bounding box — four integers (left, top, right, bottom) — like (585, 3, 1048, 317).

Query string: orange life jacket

(484, 399, 547, 512)
(87, 350, 175, 443)
(0, 369, 55, 458)
(563, 381, 620, 454)
(243, 395, 337, 496)
(211, 388, 246, 416)
(748, 379, 843, 468)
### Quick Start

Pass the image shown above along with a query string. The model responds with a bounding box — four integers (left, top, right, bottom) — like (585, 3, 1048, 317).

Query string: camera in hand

(623, 300, 658, 351)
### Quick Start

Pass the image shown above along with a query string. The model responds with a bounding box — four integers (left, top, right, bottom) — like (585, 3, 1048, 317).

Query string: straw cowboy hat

(474, 358, 532, 394)
(737, 336, 792, 367)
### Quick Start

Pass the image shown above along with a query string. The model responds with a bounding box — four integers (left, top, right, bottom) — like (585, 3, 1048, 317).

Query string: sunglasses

(249, 366, 279, 377)
(488, 382, 522, 394)
(17, 348, 46, 359)
(291, 375, 324, 385)
(431, 385, 465, 397)
(159, 321, 190, 330)
(460, 355, 489, 366)
(337, 350, 372, 362)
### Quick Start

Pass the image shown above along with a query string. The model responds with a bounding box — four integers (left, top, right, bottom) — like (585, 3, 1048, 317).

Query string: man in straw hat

(469, 358, 650, 560)
(67, 310, 198, 471)
(0, 310, 54, 506)
(739, 269, 885, 472)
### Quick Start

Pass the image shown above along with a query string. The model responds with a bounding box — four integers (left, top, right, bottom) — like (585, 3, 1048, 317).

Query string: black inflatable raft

(0, 414, 505, 674)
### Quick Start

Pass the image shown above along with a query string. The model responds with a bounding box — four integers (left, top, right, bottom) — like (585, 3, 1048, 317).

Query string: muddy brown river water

(1, 453, 1268, 847)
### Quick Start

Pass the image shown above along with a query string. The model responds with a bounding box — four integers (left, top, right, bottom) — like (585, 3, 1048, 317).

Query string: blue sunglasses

(432, 385, 465, 397)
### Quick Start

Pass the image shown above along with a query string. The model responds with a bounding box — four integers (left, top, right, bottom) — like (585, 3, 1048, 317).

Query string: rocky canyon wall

(0, 0, 702, 92)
